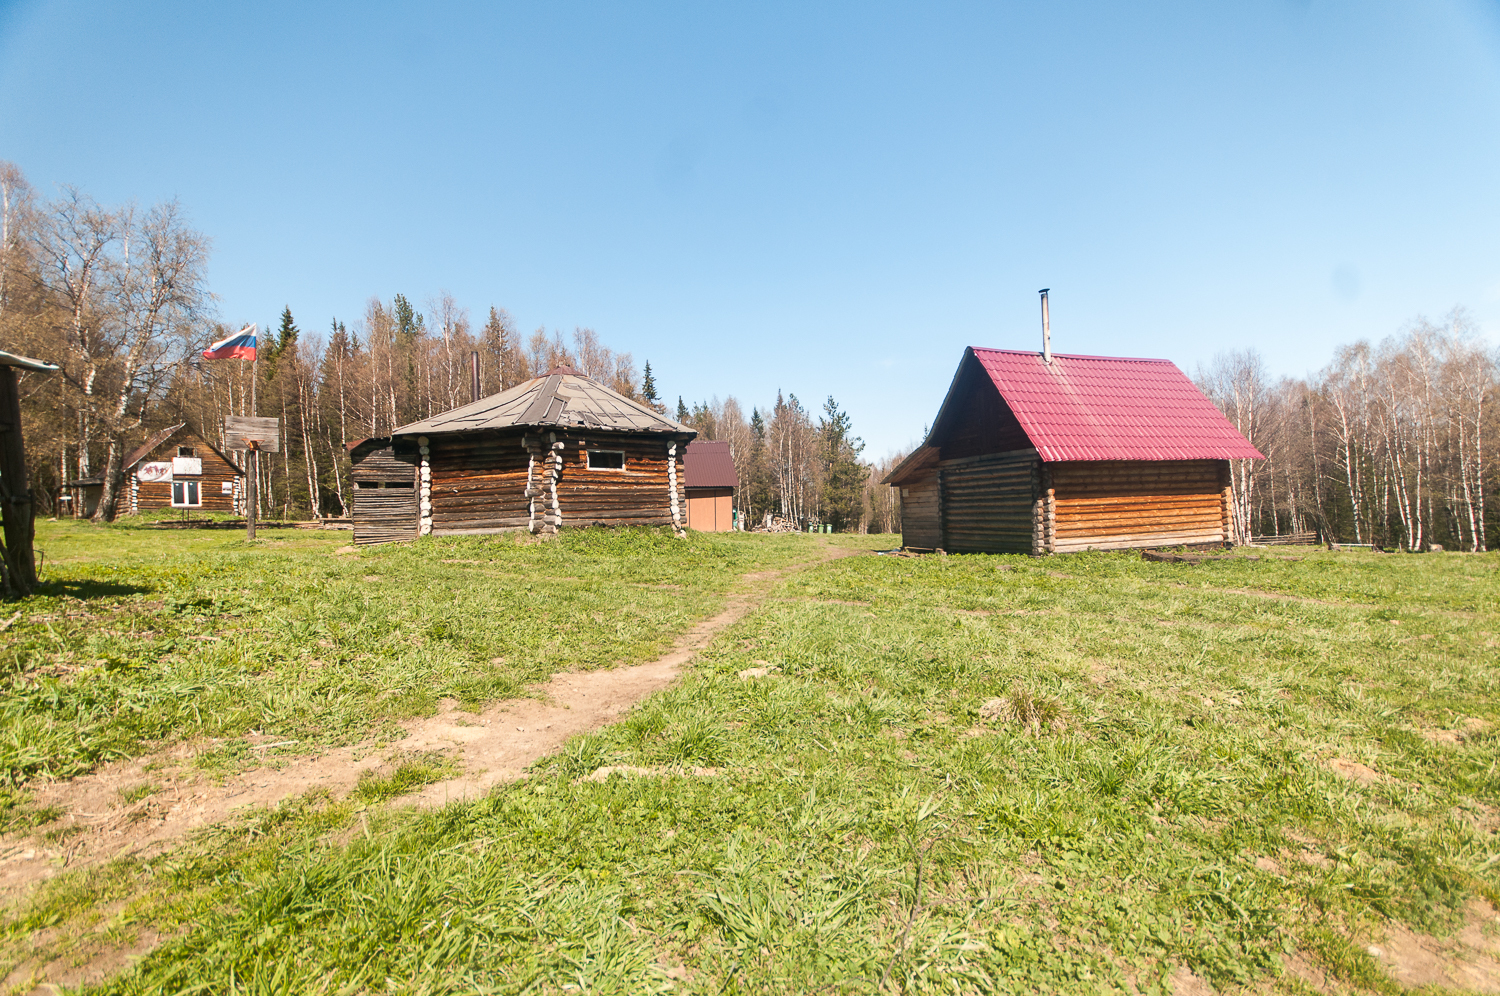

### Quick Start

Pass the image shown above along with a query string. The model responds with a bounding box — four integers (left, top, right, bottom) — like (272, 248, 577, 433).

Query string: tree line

(1195, 309, 1496, 551)
(0, 164, 888, 529)
(5, 162, 1492, 542)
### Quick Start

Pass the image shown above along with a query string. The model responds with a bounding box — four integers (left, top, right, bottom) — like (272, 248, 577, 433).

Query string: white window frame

(171, 480, 202, 507)
(586, 449, 626, 471)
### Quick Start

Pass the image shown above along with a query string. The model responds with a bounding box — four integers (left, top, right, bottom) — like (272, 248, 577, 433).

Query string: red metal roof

(966, 348, 1264, 462)
(684, 440, 738, 488)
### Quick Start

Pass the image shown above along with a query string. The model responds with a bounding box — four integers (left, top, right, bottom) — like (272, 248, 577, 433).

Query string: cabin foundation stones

(349, 365, 696, 545)
(886, 347, 1263, 555)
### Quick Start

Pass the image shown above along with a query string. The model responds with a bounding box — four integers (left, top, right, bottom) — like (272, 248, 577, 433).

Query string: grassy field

(2, 522, 1498, 993)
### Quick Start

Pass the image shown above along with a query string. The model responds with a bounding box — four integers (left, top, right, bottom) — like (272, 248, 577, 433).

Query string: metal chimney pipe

(470, 351, 481, 402)
(1039, 288, 1052, 364)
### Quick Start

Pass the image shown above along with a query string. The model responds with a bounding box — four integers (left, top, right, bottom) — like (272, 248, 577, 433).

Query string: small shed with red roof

(883, 348, 1263, 554)
(683, 440, 738, 532)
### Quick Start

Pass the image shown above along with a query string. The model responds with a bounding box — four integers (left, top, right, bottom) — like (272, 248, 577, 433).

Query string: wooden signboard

(224, 416, 281, 453)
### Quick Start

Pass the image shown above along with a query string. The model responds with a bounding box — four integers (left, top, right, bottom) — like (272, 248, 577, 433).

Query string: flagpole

(247, 349, 257, 541)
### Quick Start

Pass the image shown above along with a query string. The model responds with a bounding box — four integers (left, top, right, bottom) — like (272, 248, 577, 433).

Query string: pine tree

(483, 306, 513, 390)
(392, 293, 424, 424)
(264, 305, 300, 379)
(819, 395, 866, 532)
(676, 396, 689, 423)
(642, 361, 662, 413)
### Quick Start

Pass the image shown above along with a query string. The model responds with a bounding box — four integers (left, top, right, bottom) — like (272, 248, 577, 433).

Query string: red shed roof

(684, 440, 738, 488)
(969, 348, 1263, 462)
(930, 347, 1264, 464)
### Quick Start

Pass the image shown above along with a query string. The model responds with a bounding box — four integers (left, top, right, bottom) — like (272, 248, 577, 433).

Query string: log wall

(132, 432, 242, 513)
(898, 479, 941, 549)
(939, 451, 1039, 554)
(552, 434, 678, 528)
(428, 433, 532, 534)
(420, 430, 684, 535)
(1048, 459, 1228, 553)
(352, 486, 418, 544)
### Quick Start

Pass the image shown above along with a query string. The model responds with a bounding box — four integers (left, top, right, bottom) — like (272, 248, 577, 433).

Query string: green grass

(2, 534, 1497, 993)
(1, 520, 826, 788)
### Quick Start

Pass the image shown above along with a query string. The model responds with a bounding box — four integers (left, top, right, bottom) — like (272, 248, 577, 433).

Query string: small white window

(172, 480, 201, 507)
(587, 450, 625, 470)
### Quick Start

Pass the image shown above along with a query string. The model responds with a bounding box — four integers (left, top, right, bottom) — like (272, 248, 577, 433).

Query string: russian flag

(203, 324, 257, 361)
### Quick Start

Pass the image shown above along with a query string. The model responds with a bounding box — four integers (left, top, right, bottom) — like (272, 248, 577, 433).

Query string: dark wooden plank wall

(133, 432, 241, 512)
(553, 434, 677, 528)
(939, 450, 1038, 553)
(1049, 459, 1227, 552)
(936, 359, 1032, 460)
(428, 434, 532, 533)
(353, 487, 418, 544)
(352, 445, 418, 483)
(898, 479, 941, 549)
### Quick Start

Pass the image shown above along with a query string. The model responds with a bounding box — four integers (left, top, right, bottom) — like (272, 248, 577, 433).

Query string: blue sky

(3, 1, 1498, 457)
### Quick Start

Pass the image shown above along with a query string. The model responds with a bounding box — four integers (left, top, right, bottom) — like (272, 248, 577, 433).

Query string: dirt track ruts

(0, 540, 862, 899)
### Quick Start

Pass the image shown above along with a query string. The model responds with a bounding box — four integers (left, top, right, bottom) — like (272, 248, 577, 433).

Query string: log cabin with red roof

(883, 346, 1263, 554)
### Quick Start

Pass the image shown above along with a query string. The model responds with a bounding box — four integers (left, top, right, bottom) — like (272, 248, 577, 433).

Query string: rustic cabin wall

(350, 441, 419, 544)
(553, 435, 677, 527)
(427, 433, 531, 534)
(1048, 459, 1227, 552)
(898, 478, 941, 549)
(133, 435, 241, 513)
(937, 361, 1032, 461)
(351, 487, 418, 544)
(937, 450, 1038, 553)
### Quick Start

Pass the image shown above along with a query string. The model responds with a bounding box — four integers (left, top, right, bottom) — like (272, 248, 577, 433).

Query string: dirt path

(0, 540, 862, 900)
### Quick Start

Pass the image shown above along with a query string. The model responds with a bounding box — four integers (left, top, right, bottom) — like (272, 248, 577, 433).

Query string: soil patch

(1325, 756, 1384, 786)
(1369, 898, 1500, 992)
(0, 540, 862, 901)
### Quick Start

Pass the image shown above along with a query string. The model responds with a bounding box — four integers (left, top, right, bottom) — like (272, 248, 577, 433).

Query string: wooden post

(246, 441, 258, 540)
(246, 352, 257, 541)
(0, 367, 38, 596)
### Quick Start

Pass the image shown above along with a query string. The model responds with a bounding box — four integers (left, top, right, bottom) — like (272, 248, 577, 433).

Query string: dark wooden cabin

(122, 424, 245, 515)
(0, 350, 59, 596)
(348, 366, 697, 543)
(884, 348, 1263, 554)
(683, 440, 738, 532)
(346, 437, 419, 545)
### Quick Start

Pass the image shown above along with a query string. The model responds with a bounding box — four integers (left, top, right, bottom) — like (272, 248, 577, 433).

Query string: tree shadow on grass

(31, 579, 152, 601)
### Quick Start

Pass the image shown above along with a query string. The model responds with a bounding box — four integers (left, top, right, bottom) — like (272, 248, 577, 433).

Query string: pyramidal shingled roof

(393, 367, 695, 437)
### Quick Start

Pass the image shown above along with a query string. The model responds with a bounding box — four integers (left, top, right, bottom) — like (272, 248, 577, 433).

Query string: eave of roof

(0, 350, 59, 372)
(393, 370, 697, 438)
